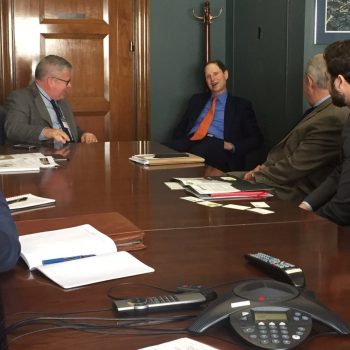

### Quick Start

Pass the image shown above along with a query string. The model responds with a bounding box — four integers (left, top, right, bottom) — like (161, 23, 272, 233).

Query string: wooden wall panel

(0, 0, 149, 141)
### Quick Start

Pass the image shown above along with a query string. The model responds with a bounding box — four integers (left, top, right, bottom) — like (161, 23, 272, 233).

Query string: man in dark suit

(241, 54, 349, 202)
(0, 193, 20, 272)
(300, 40, 350, 225)
(167, 60, 263, 174)
(5, 55, 98, 145)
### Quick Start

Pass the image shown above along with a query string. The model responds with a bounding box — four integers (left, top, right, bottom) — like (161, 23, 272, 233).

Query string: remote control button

(292, 334, 301, 340)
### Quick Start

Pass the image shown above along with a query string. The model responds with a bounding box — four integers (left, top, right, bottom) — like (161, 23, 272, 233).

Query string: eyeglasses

(49, 76, 71, 86)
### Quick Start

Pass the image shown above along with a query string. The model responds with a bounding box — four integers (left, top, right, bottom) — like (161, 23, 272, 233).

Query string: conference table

(1, 142, 349, 350)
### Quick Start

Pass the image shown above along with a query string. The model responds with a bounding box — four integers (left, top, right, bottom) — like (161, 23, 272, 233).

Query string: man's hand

(243, 165, 262, 181)
(80, 132, 98, 144)
(299, 202, 312, 211)
(42, 128, 70, 144)
(224, 141, 234, 151)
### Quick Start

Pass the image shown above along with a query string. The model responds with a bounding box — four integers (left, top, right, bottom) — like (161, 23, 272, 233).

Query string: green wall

(150, 0, 227, 143)
(150, 0, 333, 146)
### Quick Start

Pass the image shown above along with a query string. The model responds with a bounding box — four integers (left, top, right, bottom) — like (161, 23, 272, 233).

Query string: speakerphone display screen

(254, 312, 287, 321)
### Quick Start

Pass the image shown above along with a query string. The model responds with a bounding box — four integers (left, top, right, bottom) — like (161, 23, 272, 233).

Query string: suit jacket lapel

(30, 83, 53, 126)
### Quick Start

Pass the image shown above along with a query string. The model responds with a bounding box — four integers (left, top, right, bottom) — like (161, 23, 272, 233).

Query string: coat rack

(192, 1, 223, 63)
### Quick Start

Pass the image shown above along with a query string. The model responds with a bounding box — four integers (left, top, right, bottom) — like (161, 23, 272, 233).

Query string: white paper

(165, 182, 184, 190)
(37, 251, 154, 289)
(250, 201, 270, 208)
(223, 204, 251, 210)
(0, 153, 58, 173)
(19, 224, 117, 270)
(197, 201, 222, 207)
(190, 182, 239, 195)
(139, 337, 218, 350)
(181, 196, 203, 202)
(7, 193, 55, 211)
(247, 208, 275, 215)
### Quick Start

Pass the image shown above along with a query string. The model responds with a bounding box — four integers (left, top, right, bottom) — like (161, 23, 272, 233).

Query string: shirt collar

(35, 82, 52, 102)
(212, 91, 228, 103)
(313, 95, 330, 108)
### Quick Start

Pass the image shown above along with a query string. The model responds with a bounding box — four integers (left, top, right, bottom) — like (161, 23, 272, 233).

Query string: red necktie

(190, 96, 217, 141)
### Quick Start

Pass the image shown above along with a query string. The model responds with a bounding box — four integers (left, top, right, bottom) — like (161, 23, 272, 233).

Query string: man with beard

(299, 40, 350, 225)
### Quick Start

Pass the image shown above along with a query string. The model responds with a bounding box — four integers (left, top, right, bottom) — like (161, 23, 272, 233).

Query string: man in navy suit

(167, 60, 263, 174)
(0, 193, 20, 272)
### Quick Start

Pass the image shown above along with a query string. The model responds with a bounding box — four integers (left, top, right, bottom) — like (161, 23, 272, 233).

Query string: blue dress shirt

(189, 92, 228, 140)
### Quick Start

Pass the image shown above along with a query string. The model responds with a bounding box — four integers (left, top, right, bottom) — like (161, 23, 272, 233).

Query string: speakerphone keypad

(233, 309, 312, 349)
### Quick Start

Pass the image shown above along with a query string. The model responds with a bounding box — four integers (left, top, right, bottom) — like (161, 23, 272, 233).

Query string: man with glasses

(4, 55, 98, 144)
(299, 40, 350, 225)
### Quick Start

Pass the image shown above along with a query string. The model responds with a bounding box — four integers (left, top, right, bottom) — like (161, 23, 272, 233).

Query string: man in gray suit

(241, 54, 349, 202)
(300, 40, 350, 225)
(5, 55, 97, 145)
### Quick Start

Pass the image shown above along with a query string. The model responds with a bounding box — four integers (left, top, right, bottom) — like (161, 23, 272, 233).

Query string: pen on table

(6, 196, 28, 205)
(42, 254, 96, 265)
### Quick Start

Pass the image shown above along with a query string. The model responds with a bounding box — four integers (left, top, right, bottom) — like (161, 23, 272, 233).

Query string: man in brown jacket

(242, 53, 349, 201)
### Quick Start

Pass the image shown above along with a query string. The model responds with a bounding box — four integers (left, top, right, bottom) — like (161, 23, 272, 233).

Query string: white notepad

(7, 193, 56, 212)
(19, 224, 154, 289)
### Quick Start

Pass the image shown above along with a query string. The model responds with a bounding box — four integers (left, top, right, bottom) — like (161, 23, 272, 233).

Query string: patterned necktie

(190, 96, 218, 141)
(50, 100, 73, 142)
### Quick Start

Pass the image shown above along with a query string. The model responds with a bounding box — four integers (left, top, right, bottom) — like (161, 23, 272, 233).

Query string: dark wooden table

(1, 220, 350, 349)
(1, 142, 322, 231)
(1, 142, 346, 350)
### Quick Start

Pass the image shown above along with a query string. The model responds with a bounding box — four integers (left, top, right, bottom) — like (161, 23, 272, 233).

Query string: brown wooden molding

(134, 0, 150, 140)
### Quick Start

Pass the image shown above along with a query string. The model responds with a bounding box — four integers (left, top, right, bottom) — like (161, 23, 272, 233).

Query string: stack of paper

(0, 153, 58, 174)
(19, 224, 154, 289)
(172, 177, 273, 200)
(129, 153, 204, 166)
(6, 193, 56, 212)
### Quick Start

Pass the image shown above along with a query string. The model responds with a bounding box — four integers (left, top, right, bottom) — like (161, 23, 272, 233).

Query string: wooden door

(0, 0, 149, 141)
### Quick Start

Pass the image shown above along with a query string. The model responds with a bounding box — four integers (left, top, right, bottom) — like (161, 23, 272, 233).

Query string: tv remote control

(245, 252, 305, 288)
(113, 292, 212, 313)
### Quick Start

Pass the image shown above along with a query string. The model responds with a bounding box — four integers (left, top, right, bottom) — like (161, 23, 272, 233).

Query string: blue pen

(42, 254, 96, 265)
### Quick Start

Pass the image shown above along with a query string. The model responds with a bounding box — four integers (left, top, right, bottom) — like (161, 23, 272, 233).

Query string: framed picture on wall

(315, 0, 350, 44)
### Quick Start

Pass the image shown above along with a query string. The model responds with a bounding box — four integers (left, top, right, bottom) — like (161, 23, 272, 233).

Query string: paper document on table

(0, 153, 58, 173)
(19, 224, 154, 288)
(139, 337, 218, 350)
(190, 181, 239, 194)
(130, 153, 204, 166)
(7, 193, 55, 212)
(37, 251, 154, 289)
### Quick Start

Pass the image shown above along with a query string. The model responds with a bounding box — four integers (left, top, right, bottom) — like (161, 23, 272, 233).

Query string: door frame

(0, 0, 150, 140)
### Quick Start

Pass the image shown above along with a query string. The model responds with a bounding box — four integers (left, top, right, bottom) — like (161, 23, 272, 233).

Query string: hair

(35, 55, 72, 80)
(204, 60, 227, 73)
(305, 53, 328, 89)
(324, 40, 350, 84)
